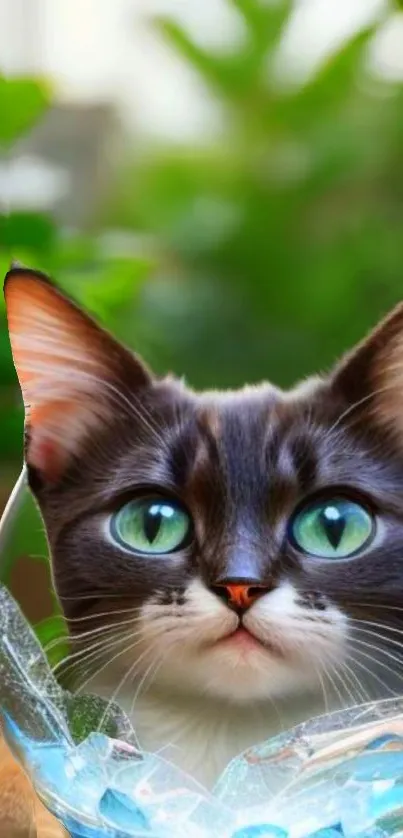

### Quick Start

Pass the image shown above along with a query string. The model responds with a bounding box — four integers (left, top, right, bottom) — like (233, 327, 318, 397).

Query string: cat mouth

(212, 627, 282, 657)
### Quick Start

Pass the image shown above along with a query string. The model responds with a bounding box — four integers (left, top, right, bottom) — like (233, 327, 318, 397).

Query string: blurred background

(1, 0, 403, 647)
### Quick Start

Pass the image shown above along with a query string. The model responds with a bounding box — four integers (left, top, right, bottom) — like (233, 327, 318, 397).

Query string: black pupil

(143, 506, 163, 544)
(319, 506, 346, 549)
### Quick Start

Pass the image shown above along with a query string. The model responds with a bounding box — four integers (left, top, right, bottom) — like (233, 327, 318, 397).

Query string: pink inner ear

(5, 270, 152, 481)
(28, 400, 86, 481)
(4, 275, 114, 477)
(31, 438, 63, 482)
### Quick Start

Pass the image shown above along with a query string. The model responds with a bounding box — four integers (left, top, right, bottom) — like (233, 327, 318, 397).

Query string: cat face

(5, 267, 403, 708)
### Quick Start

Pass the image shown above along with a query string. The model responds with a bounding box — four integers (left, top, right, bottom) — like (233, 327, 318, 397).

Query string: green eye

(111, 498, 191, 555)
(291, 497, 375, 559)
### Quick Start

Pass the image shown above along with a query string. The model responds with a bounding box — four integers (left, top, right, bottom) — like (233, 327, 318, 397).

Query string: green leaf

(0, 76, 51, 147)
(157, 2, 292, 102)
(0, 253, 11, 300)
(35, 615, 67, 645)
(276, 27, 378, 131)
(156, 19, 229, 92)
(230, 0, 292, 46)
(0, 488, 48, 584)
(35, 615, 69, 669)
(157, 19, 258, 100)
(0, 405, 23, 463)
(0, 212, 57, 254)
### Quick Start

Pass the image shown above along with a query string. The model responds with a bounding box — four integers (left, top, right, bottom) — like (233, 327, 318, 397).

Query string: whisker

(58, 592, 134, 602)
(346, 650, 401, 698)
(348, 602, 403, 615)
(72, 372, 167, 451)
(325, 390, 379, 438)
(76, 632, 147, 696)
(64, 607, 140, 624)
(43, 617, 140, 653)
(333, 663, 358, 706)
(321, 663, 347, 707)
(51, 624, 142, 672)
(325, 377, 403, 439)
(338, 659, 369, 705)
(349, 617, 403, 640)
(327, 659, 362, 707)
(348, 635, 403, 671)
(96, 643, 158, 740)
(130, 655, 164, 719)
(349, 625, 403, 653)
(314, 664, 330, 715)
(348, 641, 403, 691)
(53, 627, 142, 680)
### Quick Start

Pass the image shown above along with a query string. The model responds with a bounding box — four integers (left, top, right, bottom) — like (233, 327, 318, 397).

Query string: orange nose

(214, 583, 267, 612)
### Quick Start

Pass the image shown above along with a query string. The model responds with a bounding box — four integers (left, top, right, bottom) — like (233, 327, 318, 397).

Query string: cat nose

(211, 581, 269, 612)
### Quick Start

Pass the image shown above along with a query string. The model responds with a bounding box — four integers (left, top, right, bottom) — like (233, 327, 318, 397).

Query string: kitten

(4, 268, 403, 814)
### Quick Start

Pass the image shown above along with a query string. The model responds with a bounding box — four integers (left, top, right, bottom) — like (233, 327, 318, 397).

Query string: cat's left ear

(4, 267, 153, 481)
(330, 301, 403, 440)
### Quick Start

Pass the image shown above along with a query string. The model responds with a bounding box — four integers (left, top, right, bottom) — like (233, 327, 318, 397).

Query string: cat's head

(5, 267, 403, 707)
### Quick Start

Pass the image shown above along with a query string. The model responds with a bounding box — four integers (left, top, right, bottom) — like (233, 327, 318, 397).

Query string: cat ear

(4, 267, 152, 481)
(330, 301, 403, 440)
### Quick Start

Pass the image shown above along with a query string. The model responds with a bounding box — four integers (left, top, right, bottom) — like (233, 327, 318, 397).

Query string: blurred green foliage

(103, 2, 403, 393)
(0, 76, 51, 148)
(1, 0, 403, 635)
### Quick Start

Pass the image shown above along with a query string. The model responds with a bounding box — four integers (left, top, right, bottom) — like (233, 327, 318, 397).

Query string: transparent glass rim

(0, 466, 27, 574)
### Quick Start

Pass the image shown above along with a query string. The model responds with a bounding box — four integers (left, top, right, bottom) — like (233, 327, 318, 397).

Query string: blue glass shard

(231, 826, 287, 837)
(99, 789, 151, 833)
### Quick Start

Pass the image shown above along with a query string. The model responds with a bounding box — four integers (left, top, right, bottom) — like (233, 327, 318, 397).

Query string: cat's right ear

(4, 267, 153, 482)
(330, 301, 403, 443)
